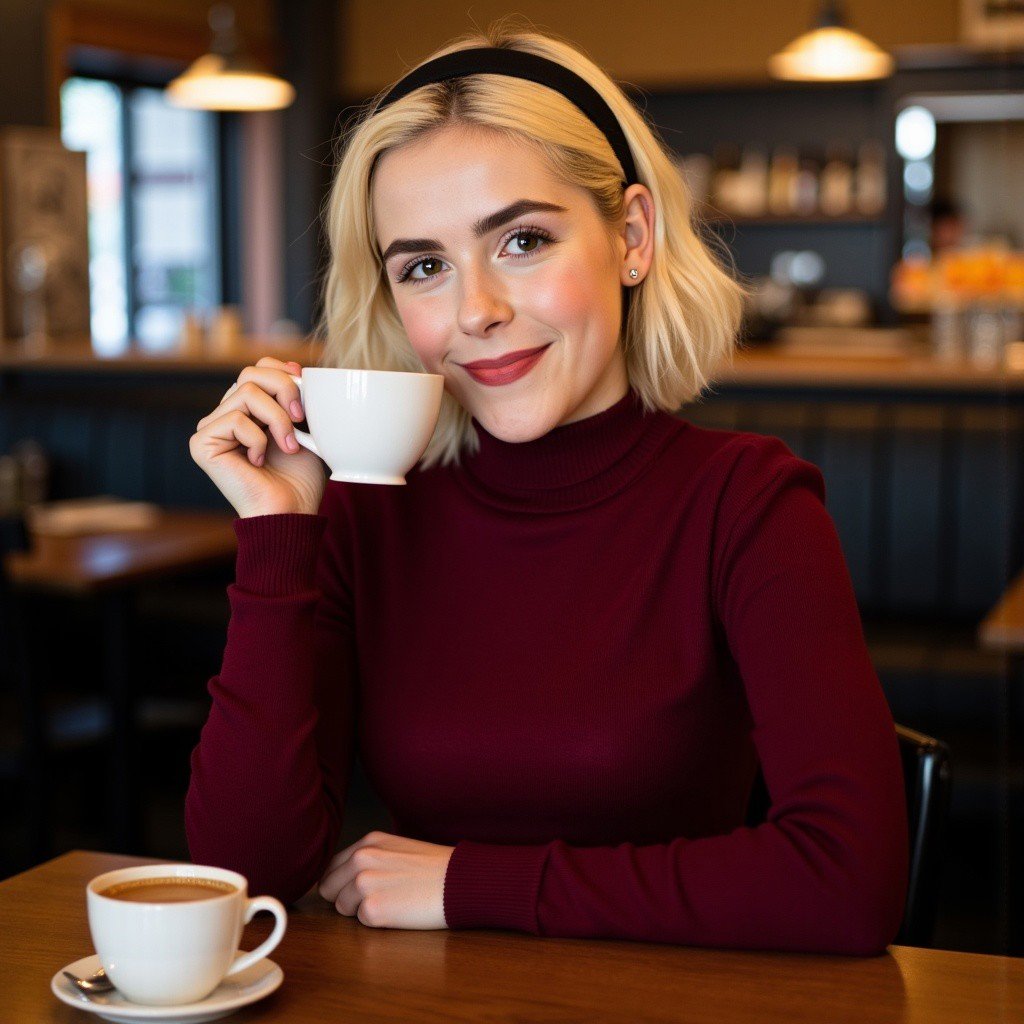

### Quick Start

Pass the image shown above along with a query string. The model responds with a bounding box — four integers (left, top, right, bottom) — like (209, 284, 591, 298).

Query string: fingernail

(286, 434, 299, 452)
(290, 400, 304, 421)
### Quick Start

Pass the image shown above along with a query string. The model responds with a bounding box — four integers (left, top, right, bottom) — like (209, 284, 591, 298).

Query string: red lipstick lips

(458, 343, 552, 387)
(460, 344, 551, 370)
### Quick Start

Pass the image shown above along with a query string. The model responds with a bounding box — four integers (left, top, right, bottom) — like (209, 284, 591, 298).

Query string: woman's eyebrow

(380, 199, 568, 265)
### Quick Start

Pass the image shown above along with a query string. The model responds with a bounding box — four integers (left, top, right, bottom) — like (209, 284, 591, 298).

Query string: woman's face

(371, 124, 653, 442)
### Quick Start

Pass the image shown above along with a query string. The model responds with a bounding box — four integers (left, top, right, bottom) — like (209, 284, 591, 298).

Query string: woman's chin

(471, 404, 556, 444)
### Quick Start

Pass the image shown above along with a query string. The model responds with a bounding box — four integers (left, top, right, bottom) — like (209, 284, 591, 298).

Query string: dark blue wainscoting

(682, 388, 1023, 622)
(2, 366, 1022, 621)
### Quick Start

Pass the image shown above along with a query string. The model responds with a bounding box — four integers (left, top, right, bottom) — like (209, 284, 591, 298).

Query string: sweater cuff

(442, 840, 551, 934)
(233, 513, 328, 596)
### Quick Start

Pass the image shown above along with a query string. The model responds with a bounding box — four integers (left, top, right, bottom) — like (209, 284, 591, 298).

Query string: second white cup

(86, 863, 287, 1006)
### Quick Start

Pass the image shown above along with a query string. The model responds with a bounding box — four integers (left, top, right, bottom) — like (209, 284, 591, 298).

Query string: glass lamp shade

(768, 27, 895, 82)
(166, 53, 295, 111)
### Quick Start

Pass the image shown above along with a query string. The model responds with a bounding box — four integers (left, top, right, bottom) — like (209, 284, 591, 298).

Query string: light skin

(371, 122, 656, 442)
(317, 125, 656, 931)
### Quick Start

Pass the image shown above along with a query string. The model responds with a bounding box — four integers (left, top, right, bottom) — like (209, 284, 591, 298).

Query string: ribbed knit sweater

(185, 387, 908, 954)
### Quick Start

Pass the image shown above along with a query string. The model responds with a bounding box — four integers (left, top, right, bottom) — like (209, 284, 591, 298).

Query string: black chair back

(893, 723, 952, 947)
(744, 722, 951, 948)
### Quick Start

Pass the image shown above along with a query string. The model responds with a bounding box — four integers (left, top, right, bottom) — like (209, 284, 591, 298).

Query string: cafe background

(0, 0, 1022, 958)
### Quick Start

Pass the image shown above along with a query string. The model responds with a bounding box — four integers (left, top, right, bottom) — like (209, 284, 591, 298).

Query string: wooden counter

(717, 343, 1024, 391)
(4, 333, 1023, 390)
(0, 337, 324, 373)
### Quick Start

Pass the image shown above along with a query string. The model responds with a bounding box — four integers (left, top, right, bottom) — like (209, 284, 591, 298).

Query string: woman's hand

(189, 356, 327, 519)
(317, 831, 455, 930)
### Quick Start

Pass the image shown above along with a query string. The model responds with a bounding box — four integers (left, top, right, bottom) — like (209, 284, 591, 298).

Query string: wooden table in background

(4, 851, 1023, 1023)
(5, 509, 238, 595)
(980, 569, 1024, 957)
(4, 510, 238, 857)
(980, 571, 1024, 654)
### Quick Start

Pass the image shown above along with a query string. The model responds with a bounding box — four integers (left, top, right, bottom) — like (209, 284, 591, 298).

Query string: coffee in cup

(98, 876, 238, 903)
(86, 863, 286, 1006)
(288, 367, 444, 485)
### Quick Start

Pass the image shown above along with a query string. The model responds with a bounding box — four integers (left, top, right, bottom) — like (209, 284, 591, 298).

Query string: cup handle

(225, 896, 288, 977)
(288, 373, 321, 459)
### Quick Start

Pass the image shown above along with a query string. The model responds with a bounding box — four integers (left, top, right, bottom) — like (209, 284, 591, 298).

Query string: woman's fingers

(212, 360, 304, 421)
(235, 364, 305, 421)
(193, 409, 271, 467)
(197, 382, 299, 456)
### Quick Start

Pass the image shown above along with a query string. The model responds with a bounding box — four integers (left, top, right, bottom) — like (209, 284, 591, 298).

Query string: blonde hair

(316, 17, 750, 469)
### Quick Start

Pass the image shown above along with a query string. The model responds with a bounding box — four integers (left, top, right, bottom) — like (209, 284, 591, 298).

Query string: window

(60, 76, 222, 355)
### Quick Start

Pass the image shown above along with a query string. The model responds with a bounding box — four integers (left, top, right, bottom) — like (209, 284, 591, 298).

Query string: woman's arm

(441, 440, 909, 954)
(184, 500, 358, 905)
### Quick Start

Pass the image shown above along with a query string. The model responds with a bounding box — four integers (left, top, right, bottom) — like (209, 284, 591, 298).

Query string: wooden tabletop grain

(3, 850, 1022, 1023)
(4, 509, 238, 595)
(979, 570, 1024, 654)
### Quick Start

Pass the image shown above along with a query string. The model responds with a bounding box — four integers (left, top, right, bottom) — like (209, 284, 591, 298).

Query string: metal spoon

(63, 966, 115, 994)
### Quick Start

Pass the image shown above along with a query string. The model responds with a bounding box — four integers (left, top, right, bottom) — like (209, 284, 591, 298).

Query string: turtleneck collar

(454, 387, 684, 513)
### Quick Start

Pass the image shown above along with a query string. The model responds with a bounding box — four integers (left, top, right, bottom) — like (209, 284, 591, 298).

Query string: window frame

(62, 65, 242, 347)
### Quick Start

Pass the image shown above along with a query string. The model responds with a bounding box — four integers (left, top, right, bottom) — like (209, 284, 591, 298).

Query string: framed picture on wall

(0, 126, 90, 341)
(961, 0, 1024, 49)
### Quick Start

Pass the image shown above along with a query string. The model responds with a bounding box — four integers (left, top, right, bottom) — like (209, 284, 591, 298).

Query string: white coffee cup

(289, 367, 444, 484)
(86, 863, 287, 1006)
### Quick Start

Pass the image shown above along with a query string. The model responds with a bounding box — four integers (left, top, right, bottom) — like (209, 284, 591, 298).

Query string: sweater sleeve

(442, 437, 909, 955)
(184, 494, 358, 905)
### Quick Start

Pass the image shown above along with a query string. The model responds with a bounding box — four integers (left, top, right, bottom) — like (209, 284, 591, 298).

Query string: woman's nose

(456, 264, 514, 336)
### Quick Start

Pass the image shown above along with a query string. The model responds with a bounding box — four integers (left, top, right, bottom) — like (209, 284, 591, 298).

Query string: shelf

(702, 212, 886, 226)
(0, 337, 324, 374)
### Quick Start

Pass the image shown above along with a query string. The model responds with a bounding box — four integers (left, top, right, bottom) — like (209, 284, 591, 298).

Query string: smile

(458, 344, 552, 386)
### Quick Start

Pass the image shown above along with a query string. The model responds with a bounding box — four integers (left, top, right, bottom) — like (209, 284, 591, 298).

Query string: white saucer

(51, 952, 283, 1023)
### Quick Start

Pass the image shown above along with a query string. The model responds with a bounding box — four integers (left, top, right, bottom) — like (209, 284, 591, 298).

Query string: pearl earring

(629, 268, 639, 279)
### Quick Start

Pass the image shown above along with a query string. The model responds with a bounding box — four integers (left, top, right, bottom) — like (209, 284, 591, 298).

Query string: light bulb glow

(167, 55, 295, 111)
(768, 27, 894, 81)
(903, 160, 933, 193)
(895, 106, 936, 161)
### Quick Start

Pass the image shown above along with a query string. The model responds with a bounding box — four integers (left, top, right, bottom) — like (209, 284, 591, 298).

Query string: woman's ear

(619, 184, 655, 287)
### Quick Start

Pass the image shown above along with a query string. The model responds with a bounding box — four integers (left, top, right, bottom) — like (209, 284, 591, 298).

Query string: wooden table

(980, 569, 1024, 957)
(4, 510, 238, 857)
(4, 851, 1023, 1023)
(5, 509, 239, 595)
(980, 571, 1024, 654)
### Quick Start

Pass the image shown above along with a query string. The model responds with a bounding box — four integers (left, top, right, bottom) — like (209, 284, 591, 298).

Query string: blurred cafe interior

(1, 0, 1023, 972)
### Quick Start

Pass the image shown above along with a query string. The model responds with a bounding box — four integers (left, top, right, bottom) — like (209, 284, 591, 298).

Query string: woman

(187, 22, 908, 955)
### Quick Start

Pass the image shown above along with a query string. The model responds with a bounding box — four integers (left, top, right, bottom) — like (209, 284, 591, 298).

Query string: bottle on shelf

(734, 147, 769, 217)
(793, 152, 820, 217)
(819, 143, 854, 217)
(854, 139, 887, 216)
(710, 143, 742, 214)
(767, 145, 799, 217)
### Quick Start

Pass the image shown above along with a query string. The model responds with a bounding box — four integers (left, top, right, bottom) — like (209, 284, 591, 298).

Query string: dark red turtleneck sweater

(185, 388, 908, 954)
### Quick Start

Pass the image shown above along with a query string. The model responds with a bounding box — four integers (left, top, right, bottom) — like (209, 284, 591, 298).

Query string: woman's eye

(505, 231, 544, 255)
(397, 228, 552, 285)
(404, 257, 444, 282)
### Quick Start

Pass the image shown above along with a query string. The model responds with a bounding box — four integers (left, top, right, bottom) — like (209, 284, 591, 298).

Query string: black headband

(374, 47, 640, 187)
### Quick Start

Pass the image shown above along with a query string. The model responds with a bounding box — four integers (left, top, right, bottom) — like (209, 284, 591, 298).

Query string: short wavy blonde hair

(316, 16, 750, 469)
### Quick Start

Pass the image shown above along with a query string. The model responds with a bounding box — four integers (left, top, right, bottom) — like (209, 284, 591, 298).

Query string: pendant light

(166, 4, 295, 112)
(768, 1, 894, 82)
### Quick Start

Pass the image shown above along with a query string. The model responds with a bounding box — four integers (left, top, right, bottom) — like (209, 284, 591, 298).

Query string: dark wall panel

(2, 369, 1021, 622)
(886, 405, 946, 613)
